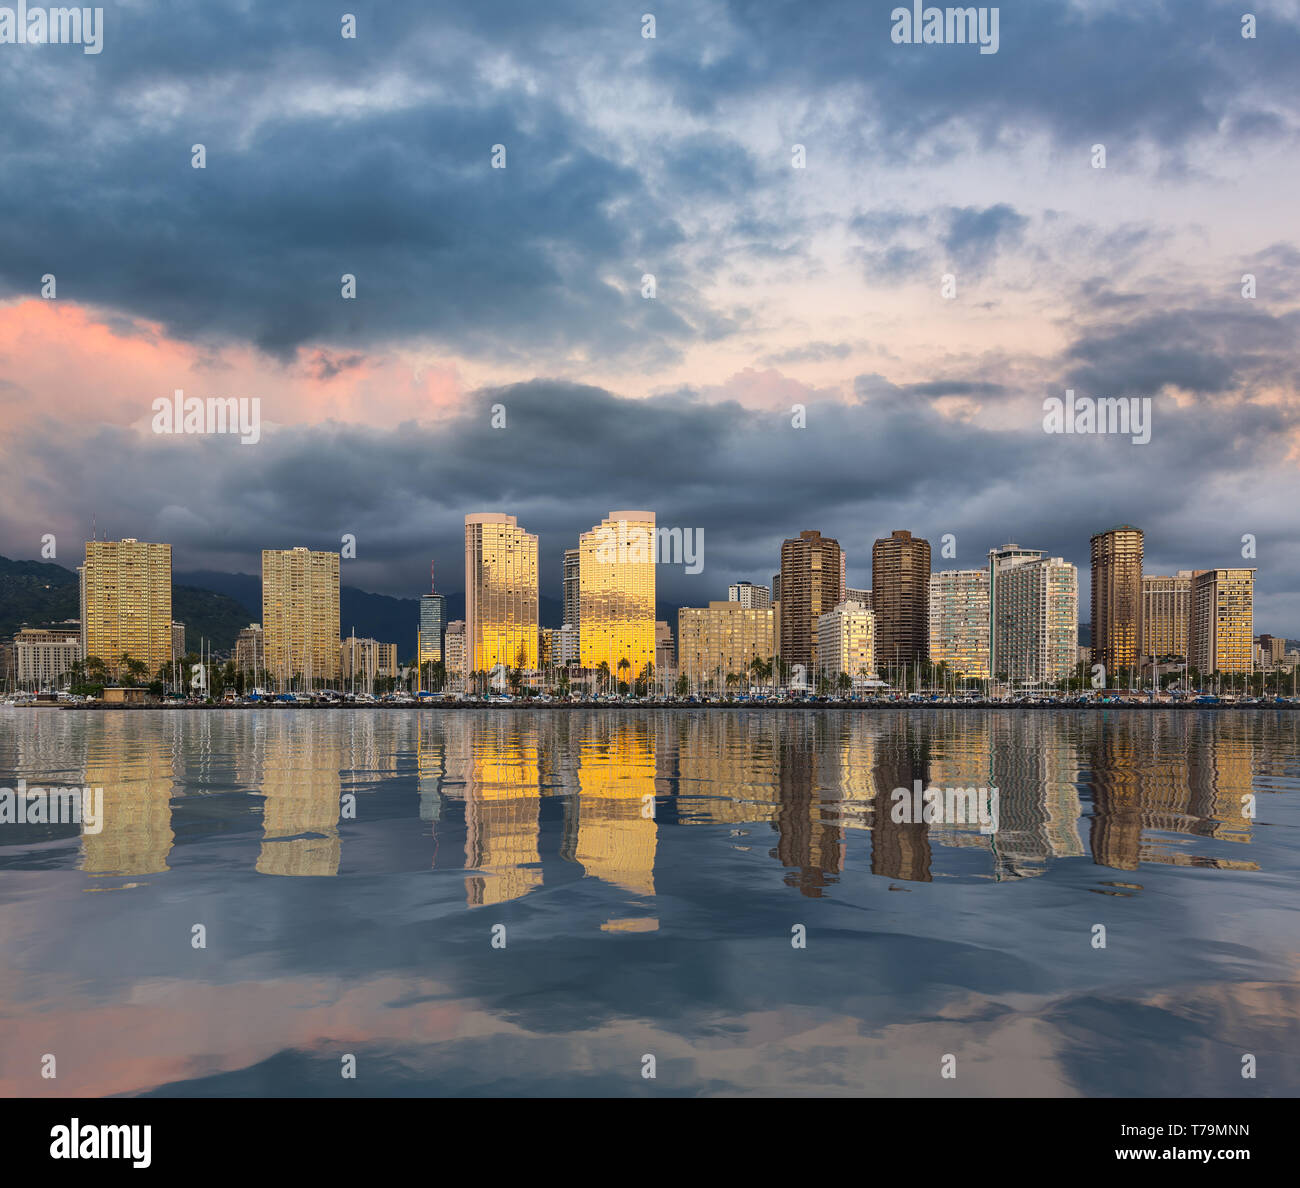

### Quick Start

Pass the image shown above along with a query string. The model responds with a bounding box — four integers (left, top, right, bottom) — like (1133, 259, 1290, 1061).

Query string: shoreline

(5, 700, 1296, 712)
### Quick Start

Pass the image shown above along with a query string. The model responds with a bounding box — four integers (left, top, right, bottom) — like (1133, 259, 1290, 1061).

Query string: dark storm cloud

(0, 2, 716, 361)
(674, 0, 1300, 160)
(1, 1, 1293, 363)
(1064, 307, 1300, 396)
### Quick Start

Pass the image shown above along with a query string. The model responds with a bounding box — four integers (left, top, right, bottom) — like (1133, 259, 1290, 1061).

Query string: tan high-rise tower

(262, 547, 341, 690)
(464, 513, 539, 673)
(579, 510, 656, 683)
(1090, 526, 1144, 675)
(1188, 568, 1255, 675)
(80, 538, 173, 677)
(1142, 570, 1193, 661)
(871, 530, 931, 670)
(778, 530, 843, 674)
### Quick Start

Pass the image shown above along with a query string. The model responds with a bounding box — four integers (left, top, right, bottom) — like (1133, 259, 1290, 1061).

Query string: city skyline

(3, 512, 1285, 635)
(0, 5, 1297, 629)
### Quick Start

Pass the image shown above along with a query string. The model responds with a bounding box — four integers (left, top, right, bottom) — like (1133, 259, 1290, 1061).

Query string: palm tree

(617, 657, 631, 692)
(596, 660, 611, 694)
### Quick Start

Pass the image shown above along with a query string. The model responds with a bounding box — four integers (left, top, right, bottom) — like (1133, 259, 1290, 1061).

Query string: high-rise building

(464, 513, 539, 673)
(929, 568, 990, 678)
(579, 510, 656, 682)
(1142, 571, 1193, 660)
(846, 587, 872, 610)
(655, 620, 675, 679)
(987, 544, 1077, 685)
(728, 581, 771, 609)
(1090, 526, 1144, 675)
(418, 562, 446, 668)
(548, 623, 578, 666)
(1258, 634, 1288, 668)
(81, 538, 173, 677)
(1188, 569, 1255, 675)
(444, 620, 466, 678)
(541, 625, 580, 668)
(871, 530, 931, 671)
(778, 530, 843, 673)
(234, 623, 264, 678)
(563, 547, 581, 639)
(771, 573, 781, 604)
(262, 546, 341, 689)
(816, 600, 875, 685)
(170, 621, 186, 660)
(677, 601, 776, 688)
(340, 636, 399, 686)
(13, 625, 81, 689)
(988, 543, 1046, 678)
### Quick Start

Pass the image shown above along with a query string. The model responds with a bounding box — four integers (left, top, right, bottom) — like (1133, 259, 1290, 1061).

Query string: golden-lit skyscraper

(579, 510, 656, 681)
(464, 513, 539, 672)
(261, 547, 341, 689)
(1091, 526, 1143, 674)
(1188, 568, 1255, 675)
(80, 538, 173, 677)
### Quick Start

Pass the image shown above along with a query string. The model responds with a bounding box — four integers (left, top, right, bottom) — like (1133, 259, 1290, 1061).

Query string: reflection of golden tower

(1188, 715, 1253, 846)
(81, 718, 175, 877)
(463, 721, 542, 906)
(257, 718, 342, 876)
(572, 719, 658, 896)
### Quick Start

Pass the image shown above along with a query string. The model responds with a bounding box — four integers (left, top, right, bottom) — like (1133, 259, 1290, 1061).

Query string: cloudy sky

(1, 0, 1298, 628)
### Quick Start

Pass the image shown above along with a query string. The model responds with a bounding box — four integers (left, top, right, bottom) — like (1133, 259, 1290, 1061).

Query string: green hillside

(0, 555, 251, 654)
(0, 556, 79, 639)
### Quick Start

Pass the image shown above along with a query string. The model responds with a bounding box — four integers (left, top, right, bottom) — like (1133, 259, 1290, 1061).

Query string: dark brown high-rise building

(1090, 526, 1143, 675)
(778, 530, 843, 675)
(871, 530, 931, 670)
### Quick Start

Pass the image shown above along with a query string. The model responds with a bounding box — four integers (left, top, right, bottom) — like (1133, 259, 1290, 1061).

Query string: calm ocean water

(1, 707, 1298, 1097)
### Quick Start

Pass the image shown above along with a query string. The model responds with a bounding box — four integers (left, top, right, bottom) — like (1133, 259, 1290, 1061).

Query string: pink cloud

(0, 299, 467, 435)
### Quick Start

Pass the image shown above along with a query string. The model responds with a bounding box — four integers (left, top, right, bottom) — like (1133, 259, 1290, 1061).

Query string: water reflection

(2, 707, 1298, 1099)
(0, 708, 1291, 893)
